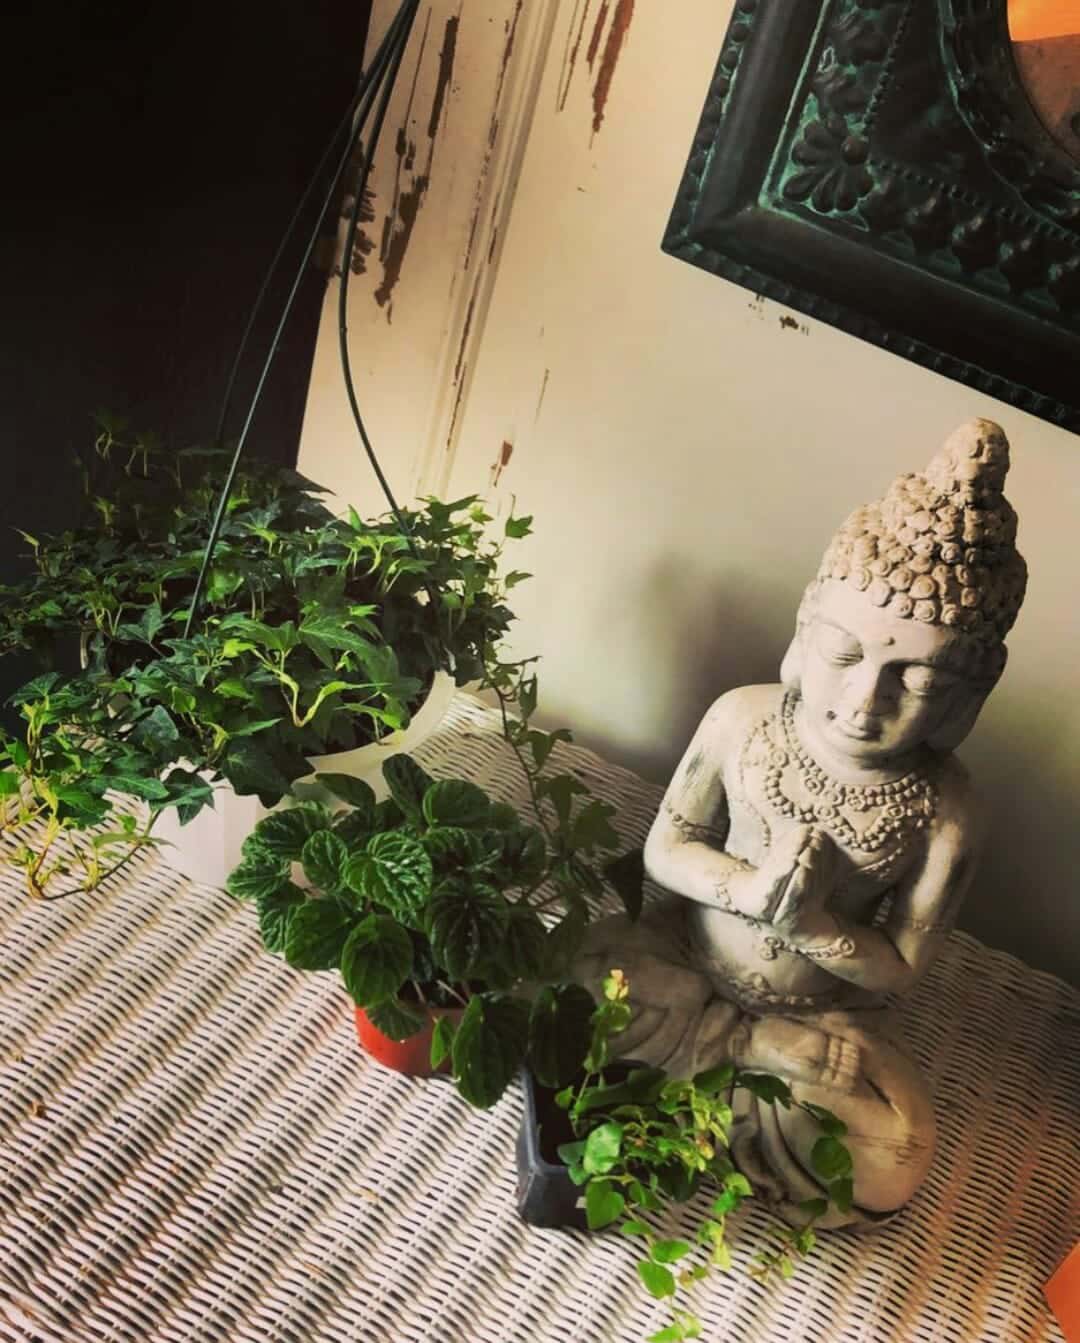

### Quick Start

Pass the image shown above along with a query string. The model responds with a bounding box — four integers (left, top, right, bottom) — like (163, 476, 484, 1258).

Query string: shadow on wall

(580, 555, 791, 786)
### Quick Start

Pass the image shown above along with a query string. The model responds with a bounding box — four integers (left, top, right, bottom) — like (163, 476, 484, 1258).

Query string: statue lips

(826, 710, 881, 742)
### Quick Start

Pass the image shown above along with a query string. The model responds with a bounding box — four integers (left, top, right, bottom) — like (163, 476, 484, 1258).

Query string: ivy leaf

(810, 1135, 853, 1183)
(253, 805, 329, 860)
(737, 1072, 793, 1108)
(585, 1178, 625, 1230)
(527, 983, 595, 1088)
(535, 774, 587, 828)
(365, 996, 426, 1042)
(802, 1102, 848, 1138)
(495, 825, 546, 884)
(583, 1122, 623, 1175)
(344, 832, 432, 924)
(504, 513, 533, 539)
(284, 900, 352, 971)
(651, 1240, 692, 1265)
(571, 799, 620, 853)
(382, 753, 434, 822)
(131, 704, 180, 755)
(301, 830, 348, 891)
(602, 846, 644, 919)
(498, 906, 548, 981)
(427, 879, 509, 980)
(422, 779, 490, 829)
(226, 852, 290, 902)
(298, 615, 378, 658)
(637, 1261, 676, 1300)
(692, 1062, 734, 1096)
(829, 1177, 854, 1213)
(256, 882, 305, 953)
(315, 773, 376, 826)
(340, 914, 413, 1008)
(450, 993, 530, 1108)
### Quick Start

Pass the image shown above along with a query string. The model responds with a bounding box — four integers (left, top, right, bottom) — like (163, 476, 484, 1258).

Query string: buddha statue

(575, 418, 1027, 1225)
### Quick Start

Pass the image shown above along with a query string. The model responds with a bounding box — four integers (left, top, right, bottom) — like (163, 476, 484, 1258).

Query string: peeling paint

(779, 314, 800, 331)
(586, 1, 609, 71)
(462, 1, 522, 274)
(592, 0, 634, 136)
(375, 176, 430, 309)
(490, 439, 514, 487)
(533, 368, 551, 424)
(428, 14, 460, 139)
(557, 0, 592, 113)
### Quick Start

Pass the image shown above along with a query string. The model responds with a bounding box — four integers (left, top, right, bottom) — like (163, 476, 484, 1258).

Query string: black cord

(183, 1, 418, 639)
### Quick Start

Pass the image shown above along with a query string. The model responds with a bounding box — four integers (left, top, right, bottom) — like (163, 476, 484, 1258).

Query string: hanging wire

(184, 0, 420, 639)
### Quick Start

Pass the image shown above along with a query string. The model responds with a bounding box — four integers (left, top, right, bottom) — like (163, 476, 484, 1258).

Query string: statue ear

(780, 631, 802, 692)
(927, 648, 1007, 751)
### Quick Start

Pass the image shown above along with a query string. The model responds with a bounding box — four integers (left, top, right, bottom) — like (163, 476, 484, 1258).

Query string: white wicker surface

(0, 694, 1076, 1343)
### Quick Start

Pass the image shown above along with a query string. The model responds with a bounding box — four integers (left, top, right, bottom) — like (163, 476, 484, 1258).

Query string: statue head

(780, 419, 1027, 765)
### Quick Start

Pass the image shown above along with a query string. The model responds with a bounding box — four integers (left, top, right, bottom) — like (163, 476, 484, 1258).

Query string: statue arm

(779, 764, 981, 994)
(643, 692, 765, 917)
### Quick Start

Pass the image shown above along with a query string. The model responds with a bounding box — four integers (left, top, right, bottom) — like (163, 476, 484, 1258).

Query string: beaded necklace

(762, 693, 936, 854)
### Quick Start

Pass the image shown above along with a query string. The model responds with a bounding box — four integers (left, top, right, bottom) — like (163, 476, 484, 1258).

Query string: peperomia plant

(555, 972, 855, 1343)
(0, 422, 527, 897)
(229, 751, 626, 1107)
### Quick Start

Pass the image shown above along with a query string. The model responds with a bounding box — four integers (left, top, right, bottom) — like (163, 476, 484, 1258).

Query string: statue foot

(737, 1017, 861, 1094)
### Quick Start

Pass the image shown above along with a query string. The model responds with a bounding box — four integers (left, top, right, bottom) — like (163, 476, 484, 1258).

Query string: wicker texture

(0, 695, 1076, 1343)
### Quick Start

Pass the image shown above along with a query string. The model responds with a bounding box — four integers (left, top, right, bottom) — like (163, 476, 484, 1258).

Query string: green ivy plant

(0, 421, 527, 897)
(229, 751, 632, 1108)
(554, 972, 855, 1343)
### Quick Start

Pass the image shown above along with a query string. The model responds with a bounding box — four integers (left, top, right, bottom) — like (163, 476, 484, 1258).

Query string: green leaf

(131, 704, 180, 754)
(556, 1139, 586, 1167)
(256, 882, 305, 953)
(571, 799, 621, 853)
(494, 825, 546, 883)
(226, 853, 290, 902)
(584, 1178, 625, 1230)
(542, 906, 587, 978)
(422, 779, 490, 829)
(652, 1239, 692, 1265)
(333, 808, 374, 848)
(604, 848, 645, 921)
(372, 798, 405, 833)
(298, 614, 378, 658)
(315, 773, 377, 823)
(736, 1072, 792, 1108)
(583, 1122, 623, 1175)
(692, 1063, 734, 1096)
(527, 983, 595, 1088)
(504, 514, 533, 539)
(829, 1177, 854, 1213)
(344, 832, 433, 925)
(365, 996, 426, 1042)
(382, 753, 434, 822)
(0, 770, 20, 797)
(636, 1260, 676, 1300)
(504, 570, 531, 589)
(810, 1135, 853, 1183)
(620, 1220, 651, 1239)
(801, 1102, 848, 1138)
(798, 1197, 830, 1220)
(301, 830, 348, 891)
(535, 773, 587, 828)
(253, 805, 328, 860)
(423, 825, 481, 871)
(498, 906, 548, 981)
(340, 914, 413, 1008)
(430, 1014, 455, 1069)
(427, 879, 509, 980)
(450, 993, 530, 1108)
(575, 1067, 667, 1114)
(283, 900, 352, 971)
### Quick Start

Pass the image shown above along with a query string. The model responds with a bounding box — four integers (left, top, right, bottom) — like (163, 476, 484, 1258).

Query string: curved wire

(183, 0, 417, 639)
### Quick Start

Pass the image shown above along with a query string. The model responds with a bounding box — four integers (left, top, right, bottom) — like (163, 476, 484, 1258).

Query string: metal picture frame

(662, 0, 1080, 432)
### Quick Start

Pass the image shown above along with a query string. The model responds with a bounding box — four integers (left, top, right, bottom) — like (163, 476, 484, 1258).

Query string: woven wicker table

(0, 695, 1076, 1343)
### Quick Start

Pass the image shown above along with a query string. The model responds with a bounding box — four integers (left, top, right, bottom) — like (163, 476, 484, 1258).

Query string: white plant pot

(153, 671, 457, 889)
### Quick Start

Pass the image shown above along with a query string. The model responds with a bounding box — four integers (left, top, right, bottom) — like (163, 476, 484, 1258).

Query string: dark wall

(0, 0, 372, 707)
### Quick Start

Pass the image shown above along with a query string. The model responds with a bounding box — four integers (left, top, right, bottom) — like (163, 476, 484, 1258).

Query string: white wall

(300, 0, 1080, 984)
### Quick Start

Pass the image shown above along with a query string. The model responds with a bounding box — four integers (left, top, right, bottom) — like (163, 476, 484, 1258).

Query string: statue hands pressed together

(574, 419, 1027, 1224)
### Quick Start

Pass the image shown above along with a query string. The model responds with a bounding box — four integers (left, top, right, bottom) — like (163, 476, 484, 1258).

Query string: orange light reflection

(1009, 0, 1080, 42)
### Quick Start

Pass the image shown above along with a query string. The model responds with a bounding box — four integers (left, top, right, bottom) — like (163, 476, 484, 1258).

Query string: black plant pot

(515, 1062, 644, 1232)
(515, 1068, 587, 1231)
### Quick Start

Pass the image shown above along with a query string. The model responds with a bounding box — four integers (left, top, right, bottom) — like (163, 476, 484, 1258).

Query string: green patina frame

(663, 0, 1080, 433)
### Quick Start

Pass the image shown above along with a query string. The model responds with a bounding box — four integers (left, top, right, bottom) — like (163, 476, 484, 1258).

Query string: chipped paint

(557, 0, 593, 113)
(534, 368, 551, 423)
(586, 1, 610, 70)
(490, 439, 514, 487)
(592, 0, 634, 135)
(375, 175, 429, 309)
(463, 0, 522, 273)
(446, 282, 481, 451)
(428, 14, 460, 139)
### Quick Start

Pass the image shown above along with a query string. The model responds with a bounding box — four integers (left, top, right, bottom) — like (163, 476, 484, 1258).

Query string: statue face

(797, 580, 967, 767)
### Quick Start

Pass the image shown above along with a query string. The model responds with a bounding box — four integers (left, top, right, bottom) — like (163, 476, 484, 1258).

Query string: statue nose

(845, 664, 892, 717)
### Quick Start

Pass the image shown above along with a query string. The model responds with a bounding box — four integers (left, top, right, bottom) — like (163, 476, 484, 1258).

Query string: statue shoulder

(699, 684, 783, 741)
(929, 753, 986, 853)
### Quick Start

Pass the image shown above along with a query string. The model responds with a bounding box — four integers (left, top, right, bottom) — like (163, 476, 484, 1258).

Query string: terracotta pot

(354, 1002, 466, 1078)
